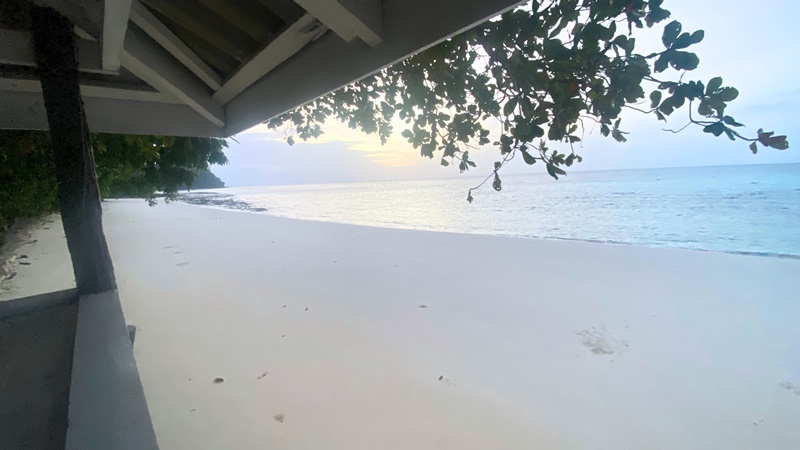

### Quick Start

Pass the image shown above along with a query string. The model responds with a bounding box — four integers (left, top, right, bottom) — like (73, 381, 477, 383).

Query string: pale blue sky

(215, 0, 799, 187)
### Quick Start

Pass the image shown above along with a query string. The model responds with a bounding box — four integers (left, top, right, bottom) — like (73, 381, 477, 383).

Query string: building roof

(0, 0, 520, 137)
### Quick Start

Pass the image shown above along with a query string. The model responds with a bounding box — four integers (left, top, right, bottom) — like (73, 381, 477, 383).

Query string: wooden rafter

(257, 0, 305, 23)
(292, 0, 383, 47)
(101, 0, 133, 71)
(129, 0, 222, 90)
(121, 27, 225, 127)
(0, 29, 105, 73)
(193, 0, 283, 43)
(212, 14, 326, 105)
(140, 0, 259, 61)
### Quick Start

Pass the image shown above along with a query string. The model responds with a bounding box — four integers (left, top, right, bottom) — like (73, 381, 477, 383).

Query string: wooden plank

(129, 0, 222, 90)
(168, 24, 239, 75)
(257, 0, 305, 23)
(293, 0, 383, 47)
(141, 0, 259, 61)
(0, 78, 183, 104)
(0, 29, 106, 73)
(193, 0, 282, 43)
(121, 27, 225, 127)
(31, 5, 117, 295)
(212, 14, 326, 104)
(101, 0, 134, 71)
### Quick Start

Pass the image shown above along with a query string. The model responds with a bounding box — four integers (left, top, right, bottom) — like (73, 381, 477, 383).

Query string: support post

(32, 6, 117, 295)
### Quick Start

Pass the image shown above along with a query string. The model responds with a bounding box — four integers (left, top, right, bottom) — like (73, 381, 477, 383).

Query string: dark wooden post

(32, 6, 117, 294)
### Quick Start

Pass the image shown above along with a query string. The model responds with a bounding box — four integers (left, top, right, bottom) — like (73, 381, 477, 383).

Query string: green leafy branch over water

(267, 0, 789, 201)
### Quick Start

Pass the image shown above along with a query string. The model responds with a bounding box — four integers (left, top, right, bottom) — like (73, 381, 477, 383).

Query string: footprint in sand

(779, 381, 800, 396)
(176, 262, 189, 267)
(163, 245, 177, 249)
(575, 324, 629, 356)
(274, 414, 285, 423)
(438, 375, 455, 386)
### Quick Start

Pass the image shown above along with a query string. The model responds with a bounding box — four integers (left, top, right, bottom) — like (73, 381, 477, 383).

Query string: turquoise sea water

(179, 163, 800, 258)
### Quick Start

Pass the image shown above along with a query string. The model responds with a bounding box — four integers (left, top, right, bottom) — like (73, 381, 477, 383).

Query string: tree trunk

(32, 6, 117, 294)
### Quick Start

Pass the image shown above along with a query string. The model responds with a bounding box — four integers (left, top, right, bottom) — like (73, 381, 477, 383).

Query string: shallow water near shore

(181, 163, 800, 258)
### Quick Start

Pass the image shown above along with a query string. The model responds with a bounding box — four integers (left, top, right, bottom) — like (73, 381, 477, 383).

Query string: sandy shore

(3, 199, 800, 449)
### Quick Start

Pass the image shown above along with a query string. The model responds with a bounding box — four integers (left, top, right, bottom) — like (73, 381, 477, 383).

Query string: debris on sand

(257, 372, 268, 380)
(213, 377, 224, 384)
(274, 413, 285, 423)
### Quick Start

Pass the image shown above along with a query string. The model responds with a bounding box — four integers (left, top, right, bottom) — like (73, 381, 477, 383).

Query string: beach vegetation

(267, 0, 789, 201)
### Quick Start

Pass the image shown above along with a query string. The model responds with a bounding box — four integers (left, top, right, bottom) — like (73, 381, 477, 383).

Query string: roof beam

(101, 0, 134, 71)
(121, 28, 225, 127)
(35, 0, 103, 39)
(212, 14, 326, 105)
(129, 0, 222, 90)
(0, 29, 105, 73)
(293, 0, 383, 47)
(0, 90, 224, 136)
(0, 78, 183, 104)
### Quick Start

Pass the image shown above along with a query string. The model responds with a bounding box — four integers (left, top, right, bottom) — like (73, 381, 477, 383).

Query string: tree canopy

(267, 0, 789, 201)
(0, 130, 228, 231)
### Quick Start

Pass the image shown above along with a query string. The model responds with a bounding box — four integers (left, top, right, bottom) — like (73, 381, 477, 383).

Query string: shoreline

(176, 196, 800, 261)
(3, 199, 800, 449)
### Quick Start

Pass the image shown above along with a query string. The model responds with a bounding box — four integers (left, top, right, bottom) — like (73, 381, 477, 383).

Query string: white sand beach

(2, 199, 800, 449)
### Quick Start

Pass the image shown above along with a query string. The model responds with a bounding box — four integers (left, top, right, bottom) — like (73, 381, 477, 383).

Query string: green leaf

(650, 90, 662, 108)
(546, 163, 566, 180)
(706, 77, 723, 94)
(466, 190, 473, 203)
(520, 149, 537, 165)
(758, 130, 789, 150)
(672, 30, 704, 49)
(662, 21, 682, 47)
(654, 54, 669, 73)
(492, 173, 502, 192)
(669, 51, 699, 71)
(697, 101, 712, 116)
(718, 87, 739, 102)
(703, 122, 726, 137)
(722, 116, 744, 127)
(286, 136, 295, 146)
(503, 98, 518, 116)
(749, 142, 758, 154)
(441, 158, 449, 167)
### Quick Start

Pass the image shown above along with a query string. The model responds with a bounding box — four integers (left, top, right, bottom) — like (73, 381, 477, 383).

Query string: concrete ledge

(66, 290, 159, 450)
(0, 289, 79, 449)
(0, 288, 78, 319)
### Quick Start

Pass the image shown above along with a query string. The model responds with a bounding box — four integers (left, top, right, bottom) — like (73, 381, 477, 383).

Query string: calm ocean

(179, 163, 800, 258)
